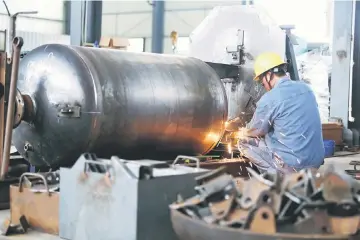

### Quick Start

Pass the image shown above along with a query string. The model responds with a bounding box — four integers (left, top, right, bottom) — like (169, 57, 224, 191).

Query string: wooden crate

(322, 122, 343, 145)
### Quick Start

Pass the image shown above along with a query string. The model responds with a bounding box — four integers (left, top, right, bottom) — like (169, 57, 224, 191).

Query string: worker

(238, 52, 324, 174)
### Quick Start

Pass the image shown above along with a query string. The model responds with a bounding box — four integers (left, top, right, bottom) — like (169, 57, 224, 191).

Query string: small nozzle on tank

(24, 142, 33, 152)
(14, 91, 36, 127)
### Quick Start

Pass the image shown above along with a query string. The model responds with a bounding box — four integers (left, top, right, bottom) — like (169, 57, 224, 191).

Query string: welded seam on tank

(65, 45, 102, 150)
(201, 62, 228, 155)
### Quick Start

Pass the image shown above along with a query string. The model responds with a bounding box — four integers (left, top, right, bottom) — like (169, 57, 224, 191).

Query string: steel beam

(330, 0, 354, 128)
(84, 0, 102, 44)
(70, 0, 84, 46)
(151, 0, 165, 53)
(64, 1, 70, 35)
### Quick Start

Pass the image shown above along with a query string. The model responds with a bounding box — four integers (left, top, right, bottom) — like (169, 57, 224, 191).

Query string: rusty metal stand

(0, 37, 28, 210)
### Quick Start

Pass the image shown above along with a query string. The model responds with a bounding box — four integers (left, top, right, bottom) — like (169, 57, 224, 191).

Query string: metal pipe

(6, 15, 15, 58)
(348, 0, 357, 123)
(0, 36, 23, 180)
(151, 0, 165, 53)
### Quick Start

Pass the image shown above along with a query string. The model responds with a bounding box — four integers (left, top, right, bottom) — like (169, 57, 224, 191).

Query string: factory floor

(0, 152, 358, 239)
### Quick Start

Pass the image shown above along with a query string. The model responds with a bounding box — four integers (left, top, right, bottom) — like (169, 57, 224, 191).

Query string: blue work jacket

(248, 77, 325, 169)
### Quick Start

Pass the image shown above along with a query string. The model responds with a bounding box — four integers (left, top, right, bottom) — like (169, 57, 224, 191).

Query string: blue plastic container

(323, 139, 335, 157)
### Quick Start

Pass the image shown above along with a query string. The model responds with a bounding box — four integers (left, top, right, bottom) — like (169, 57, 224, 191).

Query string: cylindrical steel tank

(13, 44, 228, 167)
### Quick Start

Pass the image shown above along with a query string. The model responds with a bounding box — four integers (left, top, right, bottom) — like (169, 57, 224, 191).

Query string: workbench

(0, 152, 358, 240)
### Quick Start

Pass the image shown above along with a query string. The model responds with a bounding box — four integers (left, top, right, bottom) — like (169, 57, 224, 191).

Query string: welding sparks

(273, 162, 279, 169)
(206, 132, 220, 142)
(227, 143, 232, 154)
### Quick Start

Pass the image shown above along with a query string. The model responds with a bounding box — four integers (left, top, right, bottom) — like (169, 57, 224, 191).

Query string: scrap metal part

(170, 166, 360, 240)
(1, 215, 29, 236)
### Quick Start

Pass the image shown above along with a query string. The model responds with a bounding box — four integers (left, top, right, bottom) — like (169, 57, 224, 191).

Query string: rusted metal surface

(170, 166, 360, 239)
(170, 209, 354, 240)
(9, 173, 59, 235)
(0, 37, 23, 180)
(0, 52, 6, 169)
(247, 205, 276, 234)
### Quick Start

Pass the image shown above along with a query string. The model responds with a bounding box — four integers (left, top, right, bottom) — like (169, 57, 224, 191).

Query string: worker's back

(260, 77, 325, 169)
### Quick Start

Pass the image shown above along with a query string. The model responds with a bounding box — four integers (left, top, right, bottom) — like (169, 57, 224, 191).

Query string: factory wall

(102, 1, 244, 53)
(0, 30, 70, 52)
(0, 0, 65, 34)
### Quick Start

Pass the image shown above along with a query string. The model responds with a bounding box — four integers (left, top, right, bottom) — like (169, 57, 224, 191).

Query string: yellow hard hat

(253, 52, 286, 81)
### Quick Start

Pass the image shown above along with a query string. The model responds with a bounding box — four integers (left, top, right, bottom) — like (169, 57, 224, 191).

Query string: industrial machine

(12, 44, 227, 168)
(0, 5, 334, 240)
(8, 5, 297, 170)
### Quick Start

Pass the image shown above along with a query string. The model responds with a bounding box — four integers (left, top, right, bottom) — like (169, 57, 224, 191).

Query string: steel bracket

(56, 104, 81, 118)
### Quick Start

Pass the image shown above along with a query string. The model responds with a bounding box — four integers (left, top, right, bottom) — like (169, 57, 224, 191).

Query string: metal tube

(151, 0, 165, 53)
(6, 15, 15, 58)
(0, 36, 23, 180)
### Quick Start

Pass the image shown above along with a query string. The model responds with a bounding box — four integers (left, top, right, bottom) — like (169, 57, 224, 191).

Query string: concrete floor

(0, 152, 359, 239)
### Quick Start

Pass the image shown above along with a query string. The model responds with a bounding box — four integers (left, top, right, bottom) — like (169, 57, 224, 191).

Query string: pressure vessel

(12, 44, 228, 167)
